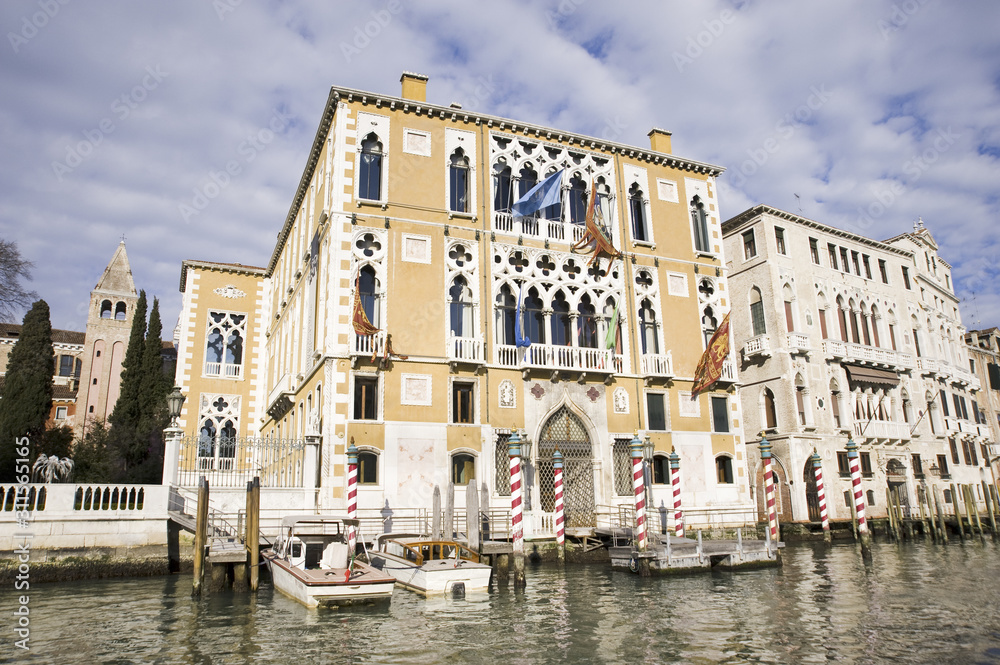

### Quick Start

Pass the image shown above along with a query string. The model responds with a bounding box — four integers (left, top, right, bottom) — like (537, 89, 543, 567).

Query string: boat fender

(628, 557, 638, 573)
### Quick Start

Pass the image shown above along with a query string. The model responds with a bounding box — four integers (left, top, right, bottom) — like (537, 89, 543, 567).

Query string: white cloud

(1, 0, 998, 333)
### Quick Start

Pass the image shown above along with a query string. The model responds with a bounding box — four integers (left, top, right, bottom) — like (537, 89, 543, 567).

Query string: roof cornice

(722, 204, 913, 259)
(265, 83, 727, 276)
(179, 259, 266, 293)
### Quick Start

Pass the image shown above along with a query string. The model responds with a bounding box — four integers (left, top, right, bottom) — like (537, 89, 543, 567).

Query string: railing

(823, 339, 846, 358)
(744, 335, 771, 358)
(448, 336, 484, 364)
(918, 358, 940, 375)
(823, 340, 914, 370)
(786, 333, 810, 351)
(352, 330, 386, 359)
(719, 358, 737, 382)
(267, 373, 292, 409)
(74, 485, 145, 511)
(853, 420, 911, 441)
(204, 362, 243, 379)
(0, 485, 46, 512)
(495, 343, 621, 373)
(493, 211, 589, 245)
(945, 418, 977, 434)
(977, 424, 992, 438)
(640, 352, 673, 377)
(176, 435, 307, 488)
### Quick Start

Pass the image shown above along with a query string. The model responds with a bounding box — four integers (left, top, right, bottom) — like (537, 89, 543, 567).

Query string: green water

(3, 541, 1000, 664)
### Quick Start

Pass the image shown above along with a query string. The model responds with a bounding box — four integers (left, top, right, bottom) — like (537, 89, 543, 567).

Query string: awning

(843, 364, 900, 387)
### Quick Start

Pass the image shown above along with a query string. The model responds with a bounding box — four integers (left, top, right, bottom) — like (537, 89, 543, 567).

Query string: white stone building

(722, 206, 989, 526)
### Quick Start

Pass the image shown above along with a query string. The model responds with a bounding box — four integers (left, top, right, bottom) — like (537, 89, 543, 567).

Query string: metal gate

(537, 406, 595, 528)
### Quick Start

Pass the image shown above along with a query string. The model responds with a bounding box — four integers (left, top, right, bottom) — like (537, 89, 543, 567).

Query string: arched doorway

(756, 457, 793, 524)
(537, 406, 595, 529)
(803, 460, 821, 522)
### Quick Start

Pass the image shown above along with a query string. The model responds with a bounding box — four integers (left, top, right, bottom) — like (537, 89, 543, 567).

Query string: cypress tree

(135, 298, 170, 482)
(109, 290, 147, 433)
(0, 300, 54, 481)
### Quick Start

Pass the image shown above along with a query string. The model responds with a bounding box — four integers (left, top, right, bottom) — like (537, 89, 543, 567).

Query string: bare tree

(0, 239, 37, 323)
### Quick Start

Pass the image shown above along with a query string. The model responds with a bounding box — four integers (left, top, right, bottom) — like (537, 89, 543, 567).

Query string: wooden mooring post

(249, 476, 260, 592)
(192, 477, 209, 596)
(933, 485, 948, 544)
(987, 482, 1000, 540)
(968, 484, 985, 543)
(885, 488, 898, 542)
(951, 483, 966, 542)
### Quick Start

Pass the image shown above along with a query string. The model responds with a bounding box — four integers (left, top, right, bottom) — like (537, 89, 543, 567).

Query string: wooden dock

(607, 529, 781, 575)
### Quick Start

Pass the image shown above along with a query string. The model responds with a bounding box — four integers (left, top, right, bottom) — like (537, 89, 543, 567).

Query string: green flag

(604, 299, 620, 351)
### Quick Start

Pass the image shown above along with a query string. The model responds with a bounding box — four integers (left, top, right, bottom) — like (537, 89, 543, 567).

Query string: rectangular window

(989, 363, 1000, 391)
(743, 230, 757, 260)
(878, 259, 889, 284)
(972, 400, 981, 424)
(862, 255, 872, 280)
(937, 454, 950, 478)
(911, 454, 923, 477)
(359, 452, 378, 484)
(452, 382, 474, 424)
(959, 396, 969, 421)
(837, 451, 850, 477)
(775, 227, 786, 255)
(949, 438, 960, 465)
(55, 406, 68, 420)
(809, 238, 820, 264)
(840, 248, 850, 273)
(711, 396, 729, 433)
(750, 300, 766, 337)
(612, 438, 633, 496)
(860, 452, 873, 477)
(851, 251, 861, 275)
(784, 301, 795, 333)
(941, 390, 950, 417)
(796, 388, 807, 426)
(647, 393, 667, 431)
(902, 266, 911, 289)
(961, 439, 973, 466)
(828, 244, 839, 270)
(58, 355, 74, 376)
(354, 376, 378, 420)
(819, 309, 829, 339)
(952, 394, 962, 420)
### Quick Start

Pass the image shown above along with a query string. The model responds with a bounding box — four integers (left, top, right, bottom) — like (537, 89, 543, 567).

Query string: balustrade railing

(494, 343, 620, 373)
(853, 420, 911, 441)
(493, 211, 589, 245)
(352, 330, 387, 359)
(786, 333, 810, 351)
(640, 352, 673, 377)
(205, 361, 243, 379)
(744, 335, 771, 357)
(448, 336, 484, 364)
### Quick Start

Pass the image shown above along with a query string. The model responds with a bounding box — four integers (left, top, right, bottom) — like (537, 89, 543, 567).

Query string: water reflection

(3, 542, 1000, 664)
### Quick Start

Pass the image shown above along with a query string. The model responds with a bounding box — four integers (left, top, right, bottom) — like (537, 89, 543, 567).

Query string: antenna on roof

(793, 193, 802, 214)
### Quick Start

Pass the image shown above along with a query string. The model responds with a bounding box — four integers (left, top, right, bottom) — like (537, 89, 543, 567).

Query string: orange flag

(351, 277, 380, 336)
(572, 179, 621, 266)
(692, 312, 731, 396)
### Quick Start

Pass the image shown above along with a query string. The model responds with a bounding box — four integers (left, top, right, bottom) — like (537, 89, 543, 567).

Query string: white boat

(262, 515, 395, 608)
(370, 534, 493, 595)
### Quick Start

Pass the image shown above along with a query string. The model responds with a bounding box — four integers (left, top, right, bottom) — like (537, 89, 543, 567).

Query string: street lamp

(167, 386, 186, 428)
(643, 435, 655, 531)
(519, 429, 532, 464)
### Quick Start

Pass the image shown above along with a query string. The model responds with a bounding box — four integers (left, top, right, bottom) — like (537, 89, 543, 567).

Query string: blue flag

(514, 283, 531, 349)
(512, 169, 564, 217)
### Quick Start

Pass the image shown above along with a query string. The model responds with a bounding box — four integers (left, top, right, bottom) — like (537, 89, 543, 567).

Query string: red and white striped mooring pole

(846, 437, 873, 559)
(508, 431, 526, 587)
(629, 434, 647, 551)
(553, 448, 565, 562)
(811, 449, 831, 542)
(759, 436, 778, 546)
(669, 448, 684, 539)
(346, 439, 358, 555)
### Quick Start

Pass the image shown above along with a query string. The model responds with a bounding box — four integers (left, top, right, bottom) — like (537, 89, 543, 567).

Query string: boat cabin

(277, 517, 353, 570)
(379, 536, 480, 566)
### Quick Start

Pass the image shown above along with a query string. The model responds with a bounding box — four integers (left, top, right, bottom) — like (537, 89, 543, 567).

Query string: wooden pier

(606, 528, 781, 575)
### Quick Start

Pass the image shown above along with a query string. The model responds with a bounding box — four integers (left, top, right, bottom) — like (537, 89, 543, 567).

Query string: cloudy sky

(2, 0, 999, 336)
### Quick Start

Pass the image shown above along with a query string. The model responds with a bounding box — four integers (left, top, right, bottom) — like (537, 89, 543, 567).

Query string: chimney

(647, 128, 672, 154)
(400, 71, 428, 102)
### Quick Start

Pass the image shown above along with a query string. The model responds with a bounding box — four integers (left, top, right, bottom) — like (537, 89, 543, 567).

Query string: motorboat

(262, 515, 395, 608)
(370, 533, 493, 595)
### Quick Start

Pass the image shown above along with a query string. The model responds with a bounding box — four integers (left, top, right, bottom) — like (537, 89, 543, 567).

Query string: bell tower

(76, 242, 138, 436)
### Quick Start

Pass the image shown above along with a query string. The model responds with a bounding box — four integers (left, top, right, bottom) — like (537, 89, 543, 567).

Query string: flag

(692, 312, 731, 396)
(512, 169, 564, 217)
(514, 282, 531, 349)
(604, 299, 620, 351)
(572, 179, 622, 266)
(351, 277, 379, 336)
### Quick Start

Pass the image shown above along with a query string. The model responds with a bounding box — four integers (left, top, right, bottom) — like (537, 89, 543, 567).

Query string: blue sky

(2, 0, 999, 334)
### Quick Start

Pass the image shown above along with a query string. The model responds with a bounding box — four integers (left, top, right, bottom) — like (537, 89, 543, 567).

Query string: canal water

(4, 541, 1000, 664)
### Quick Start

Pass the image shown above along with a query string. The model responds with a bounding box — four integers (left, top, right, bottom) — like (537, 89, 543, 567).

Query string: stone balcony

(786, 332, 810, 354)
(447, 335, 485, 369)
(493, 211, 588, 245)
(822, 340, 914, 371)
(640, 352, 674, 382)
(743, 335, 771, 359)
(852, 419, 911, 443)
(495, 342, 622, 381)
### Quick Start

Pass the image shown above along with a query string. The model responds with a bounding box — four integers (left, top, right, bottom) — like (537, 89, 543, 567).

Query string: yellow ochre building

(171, 73, 754, 536)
